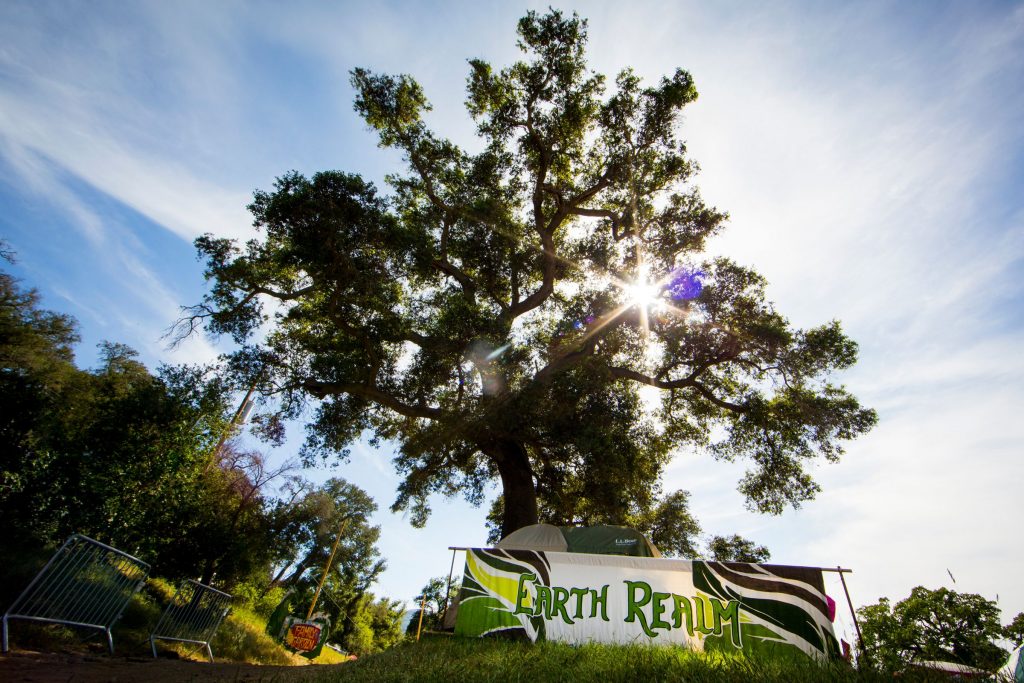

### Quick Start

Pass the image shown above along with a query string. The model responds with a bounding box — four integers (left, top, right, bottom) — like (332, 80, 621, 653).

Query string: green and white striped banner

(454, 549, 840, 660)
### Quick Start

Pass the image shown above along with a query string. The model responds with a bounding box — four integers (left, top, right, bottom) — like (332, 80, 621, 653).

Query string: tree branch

(430, 258, 478, 298)
(569, 206, 631, 241)
(608, 366, 748, 413)
(532, 335, 600, 385)
(302, 379, 443, 419)
(252, 284, 316, 301)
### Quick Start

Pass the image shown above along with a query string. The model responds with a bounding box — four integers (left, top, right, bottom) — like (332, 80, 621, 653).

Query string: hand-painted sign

(285, 620, 322, 651)
(280, 615, 329, 657)
(454, 549, 840, 660)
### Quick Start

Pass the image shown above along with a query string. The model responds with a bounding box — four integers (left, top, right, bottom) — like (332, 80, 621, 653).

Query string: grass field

(319, 635, 961, 683)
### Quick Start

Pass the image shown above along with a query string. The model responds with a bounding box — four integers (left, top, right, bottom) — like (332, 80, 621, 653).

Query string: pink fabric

(826, 594, 837, 622)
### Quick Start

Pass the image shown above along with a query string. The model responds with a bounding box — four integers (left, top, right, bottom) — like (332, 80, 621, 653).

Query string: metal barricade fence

(149, 579, 232, 663)
(2, 534, 150, 654)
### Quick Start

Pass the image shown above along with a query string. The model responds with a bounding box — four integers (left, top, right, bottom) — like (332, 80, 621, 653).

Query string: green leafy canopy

(858, 587, 1011, 672)
(179, 10, 876, 537)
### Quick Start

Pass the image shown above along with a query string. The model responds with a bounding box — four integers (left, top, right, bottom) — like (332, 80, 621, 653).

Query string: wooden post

(415, 596, 427, 641)
(837, 565, 866, 656)
(306, 518, 348, 620)
(441, 548, 457, 623)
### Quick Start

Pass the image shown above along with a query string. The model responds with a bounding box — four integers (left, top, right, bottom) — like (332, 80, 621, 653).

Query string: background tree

(190, 441, 300, 585)
(1, 252, 402, 656)
(706, 534, 771, 563)
(857, 586, 1008, 671)
(1, 252, 80, 527)
(343, 593, 405, 655)
(0, 259, 234, 569)
(0, 254, 301, 593)
(1003, 611, 1024, 649)
(180, 10, 876, 539)
(406, 575, 461, 633)
(267, 477, 386, 648)
(633, 490, 703, 558)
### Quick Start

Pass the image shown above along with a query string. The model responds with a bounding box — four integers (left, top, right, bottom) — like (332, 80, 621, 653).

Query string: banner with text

(454, 549, 840, 660)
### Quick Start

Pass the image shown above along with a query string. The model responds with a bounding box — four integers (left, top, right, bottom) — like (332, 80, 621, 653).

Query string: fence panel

(149, 579, 232, 663)
(2, 534, 150, 654)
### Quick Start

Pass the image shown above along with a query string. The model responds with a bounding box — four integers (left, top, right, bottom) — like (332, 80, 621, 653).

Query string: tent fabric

(496, 523, 568, 552)
(560, 525, 662, 557)
(495, 524, 661, 557)
(998, 645, 1024, 683)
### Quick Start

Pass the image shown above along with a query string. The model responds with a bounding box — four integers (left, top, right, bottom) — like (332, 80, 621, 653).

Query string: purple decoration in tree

(667, 267, 704, 300)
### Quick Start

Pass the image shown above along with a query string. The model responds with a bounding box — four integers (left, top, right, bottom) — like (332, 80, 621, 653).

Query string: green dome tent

(496, 523, 662, 558)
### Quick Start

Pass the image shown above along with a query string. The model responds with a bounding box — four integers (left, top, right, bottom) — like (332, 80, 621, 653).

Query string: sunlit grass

(317, 634, 961, 683)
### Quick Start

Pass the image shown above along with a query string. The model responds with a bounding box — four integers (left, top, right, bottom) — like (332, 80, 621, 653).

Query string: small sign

(284, 619, 323, 652)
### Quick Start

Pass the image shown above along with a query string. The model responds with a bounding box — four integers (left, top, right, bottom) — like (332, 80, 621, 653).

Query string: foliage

(857, 586, 1008, 672)
(325, 634, 957, 683)
(633, 490, 703, 558)
(0, 256, 345, 595)
(0, 262, 80, 519)
(0, 336, 279, 584)
(707, 534, 771, 563)
(1004, 611, 1024, 649)
(0, 260, 244, 580)
(343, 594, 406, 656)
(181, 9, 876, 540)
(191, 441, 302, 584)
(407, 576, 461, 633)
(0, 252, 404, 659)
(233, 581, 289, 620)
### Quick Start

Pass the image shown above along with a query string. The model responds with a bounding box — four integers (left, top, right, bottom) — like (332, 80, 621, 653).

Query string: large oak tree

(858, 587, 1010, 671)
(181, 11, 876, 538)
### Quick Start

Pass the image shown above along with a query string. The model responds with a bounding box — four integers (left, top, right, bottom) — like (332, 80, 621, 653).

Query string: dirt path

(0, 650, 342, 682)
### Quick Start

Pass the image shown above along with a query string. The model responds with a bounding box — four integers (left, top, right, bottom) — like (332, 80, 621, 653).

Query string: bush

(232, 580, 287, 620)
(209, 605, 301, 665)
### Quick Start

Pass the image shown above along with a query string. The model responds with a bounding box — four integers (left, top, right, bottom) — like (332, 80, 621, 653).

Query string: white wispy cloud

(0, 82, 252, 245)
(0, 140, 222, 367)
(0, 2, 254, 245)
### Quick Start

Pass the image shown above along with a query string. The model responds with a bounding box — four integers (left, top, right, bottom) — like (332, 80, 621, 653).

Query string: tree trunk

(484, 439, 539, 539)
(282, 555, 313, 589)
(200, 559, 216, 585)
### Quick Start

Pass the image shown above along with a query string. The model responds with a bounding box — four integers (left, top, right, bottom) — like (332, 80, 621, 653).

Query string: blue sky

(2, 0, 1023, 630)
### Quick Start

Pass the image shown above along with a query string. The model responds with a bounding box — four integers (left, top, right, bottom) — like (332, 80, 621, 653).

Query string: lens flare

(624, 280, 661, 309)
(666, 267, 704, 301)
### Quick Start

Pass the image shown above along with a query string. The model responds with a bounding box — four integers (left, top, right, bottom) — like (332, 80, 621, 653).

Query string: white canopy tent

(998, 645, 1024, 683)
